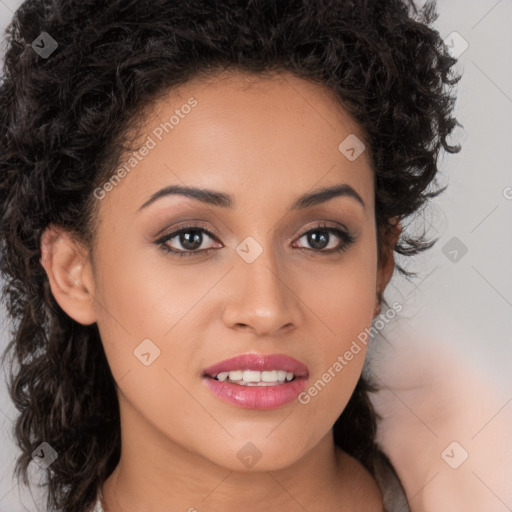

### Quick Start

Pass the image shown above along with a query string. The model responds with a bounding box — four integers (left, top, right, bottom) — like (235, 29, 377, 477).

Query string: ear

(39, 224, 97, 325)
(374, 217, 402, 317)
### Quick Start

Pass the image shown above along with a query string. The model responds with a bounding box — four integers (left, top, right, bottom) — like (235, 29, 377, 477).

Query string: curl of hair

(0, 0, 461, 510)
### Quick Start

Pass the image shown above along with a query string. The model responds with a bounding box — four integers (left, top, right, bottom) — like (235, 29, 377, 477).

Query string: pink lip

(201, 353, 310, 410)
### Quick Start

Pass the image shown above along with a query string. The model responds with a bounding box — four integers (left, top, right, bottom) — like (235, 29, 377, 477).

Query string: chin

(200, 438, 309, 473)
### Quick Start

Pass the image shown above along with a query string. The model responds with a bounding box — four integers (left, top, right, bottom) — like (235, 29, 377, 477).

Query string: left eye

(155, 223, 355, 257)
(293, 226, 350, 252)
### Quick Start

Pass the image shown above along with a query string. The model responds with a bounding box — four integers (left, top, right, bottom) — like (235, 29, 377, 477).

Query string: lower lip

(202, 376, 308, 409)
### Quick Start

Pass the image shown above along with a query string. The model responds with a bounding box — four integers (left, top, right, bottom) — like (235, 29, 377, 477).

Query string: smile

(202, 353, 309, 409)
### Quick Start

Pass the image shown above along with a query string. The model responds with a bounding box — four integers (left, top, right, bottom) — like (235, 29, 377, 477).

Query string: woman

(0, 0, 461, 511)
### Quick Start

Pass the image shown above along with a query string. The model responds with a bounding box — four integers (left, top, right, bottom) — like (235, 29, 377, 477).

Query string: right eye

(155, 225, 222, 257)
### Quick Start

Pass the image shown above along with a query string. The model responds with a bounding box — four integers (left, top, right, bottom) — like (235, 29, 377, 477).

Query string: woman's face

(49, 71, 395, 472)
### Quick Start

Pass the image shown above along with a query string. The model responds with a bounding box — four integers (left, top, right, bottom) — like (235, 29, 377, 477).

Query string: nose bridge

(222, 233, 301, 334)
(238, 234, 287, 306)
(241, 237, 282, 296)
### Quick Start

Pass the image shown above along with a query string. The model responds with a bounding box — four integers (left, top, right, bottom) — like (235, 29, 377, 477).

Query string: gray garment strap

(373, 451, 411, 512)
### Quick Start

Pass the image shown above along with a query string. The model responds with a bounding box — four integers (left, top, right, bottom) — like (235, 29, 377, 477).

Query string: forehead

(98, 70, 374, 219)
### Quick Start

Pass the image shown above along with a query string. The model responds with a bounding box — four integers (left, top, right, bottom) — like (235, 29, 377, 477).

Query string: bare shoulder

(337, 450, 385, 512)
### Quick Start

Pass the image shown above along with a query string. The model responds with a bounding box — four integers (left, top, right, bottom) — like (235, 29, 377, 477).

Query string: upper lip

(203, 353, 309, 378)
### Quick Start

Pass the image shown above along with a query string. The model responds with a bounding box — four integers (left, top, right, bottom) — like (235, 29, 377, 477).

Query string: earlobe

(39, 225, 97, 325)
(373, 290, 383, 317)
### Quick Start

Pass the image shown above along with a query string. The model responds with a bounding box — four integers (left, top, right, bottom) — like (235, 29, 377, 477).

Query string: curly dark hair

(0, 0, 461, 510)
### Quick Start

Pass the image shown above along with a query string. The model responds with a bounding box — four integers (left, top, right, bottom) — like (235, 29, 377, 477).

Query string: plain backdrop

(0, 1, 511, 511)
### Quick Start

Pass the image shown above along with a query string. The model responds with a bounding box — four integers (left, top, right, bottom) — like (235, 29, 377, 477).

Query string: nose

(221, 246, 302, 337)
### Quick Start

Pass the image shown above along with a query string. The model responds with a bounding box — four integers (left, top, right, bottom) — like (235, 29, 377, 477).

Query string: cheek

(296, 288, 374, 434)
(304, 230, 378, 347)
(91, 233, 228, 392)
(94, 234, 200, 331)
(298, 239, 377, 410)
(91, 246, 208, 447)
(91, 239, 181, 377)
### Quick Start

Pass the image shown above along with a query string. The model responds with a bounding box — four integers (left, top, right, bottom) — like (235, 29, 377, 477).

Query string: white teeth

(228, 370, 243, 381)
(261, 370, 278, 382)
(243, 370, 261, 382)
(213, 369, 297, 385)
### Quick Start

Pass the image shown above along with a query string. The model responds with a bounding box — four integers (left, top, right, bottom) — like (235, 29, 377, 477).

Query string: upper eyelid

(155, 224, 218, 243)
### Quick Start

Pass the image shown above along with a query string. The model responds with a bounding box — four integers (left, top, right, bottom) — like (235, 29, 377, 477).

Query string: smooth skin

(40, 70, 401, 512)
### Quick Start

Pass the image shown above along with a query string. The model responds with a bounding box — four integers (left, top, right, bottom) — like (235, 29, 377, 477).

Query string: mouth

(202, 352, 309, 383)
(201, 353, 309, 409)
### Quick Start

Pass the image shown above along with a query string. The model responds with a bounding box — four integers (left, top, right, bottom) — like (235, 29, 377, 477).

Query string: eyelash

(155, 222, 356, 258)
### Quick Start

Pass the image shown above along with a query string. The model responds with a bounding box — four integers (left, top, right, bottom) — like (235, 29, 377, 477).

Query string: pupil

(308, 230, 328, 249)
(181, 230, 202, 250)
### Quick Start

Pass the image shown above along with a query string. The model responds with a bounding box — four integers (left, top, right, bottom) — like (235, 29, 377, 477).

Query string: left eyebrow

(136, 183, 365, 212)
